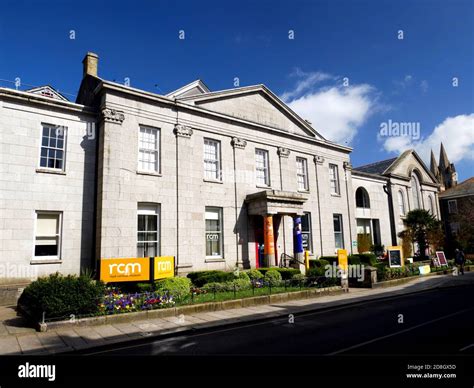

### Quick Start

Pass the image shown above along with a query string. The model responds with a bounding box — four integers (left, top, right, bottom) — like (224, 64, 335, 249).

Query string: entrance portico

(245, 190, 308, 267)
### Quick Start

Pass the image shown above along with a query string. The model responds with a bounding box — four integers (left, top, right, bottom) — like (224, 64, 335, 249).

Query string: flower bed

(99, 287, 175, 314)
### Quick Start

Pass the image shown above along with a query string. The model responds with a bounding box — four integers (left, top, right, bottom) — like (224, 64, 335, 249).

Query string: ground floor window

(34, 211, 61, 259)
(137, 203, 160, 257)
(301, 212, 313, 252)
(205, 207, 223, 257)
(333, 214, 344, 249)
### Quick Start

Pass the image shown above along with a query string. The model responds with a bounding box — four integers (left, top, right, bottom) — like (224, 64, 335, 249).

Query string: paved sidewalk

(0, 272, 472, 355)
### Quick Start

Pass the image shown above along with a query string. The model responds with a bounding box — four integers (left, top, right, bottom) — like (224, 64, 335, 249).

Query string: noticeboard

(436, 251, 448, 266)
(387, 246, 403, 268)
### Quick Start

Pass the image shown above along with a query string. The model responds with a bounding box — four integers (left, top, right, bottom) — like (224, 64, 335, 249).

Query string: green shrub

(246, 269, 263, 281)
(236, 271, 250, 281)
(17, 273, 106, 321)
(136, 282, 153, 293)
(307, 266, 326, 277)
(348, 255, 361, 265)
(187, 270, 234, 287)
(155, 277, 191, 300)
(358, 253, 378, 266)
(314, 259, 330, 269)
(229, 278, 251, 291)
(290, 273, 306, 286)
(257, 267, 300, 280)
(202, 282, 227, 293)
(264, 269, 282, 286)
(319, 256, 338, 265)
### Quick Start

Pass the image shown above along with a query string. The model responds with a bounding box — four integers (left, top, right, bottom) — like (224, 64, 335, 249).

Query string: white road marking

(459, 343, 474, 352)
(328, 307, 474, 355)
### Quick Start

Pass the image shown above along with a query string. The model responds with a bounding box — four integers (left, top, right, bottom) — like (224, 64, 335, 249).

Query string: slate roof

(352, 157, 398, 175)
(439, 177, 474, 199)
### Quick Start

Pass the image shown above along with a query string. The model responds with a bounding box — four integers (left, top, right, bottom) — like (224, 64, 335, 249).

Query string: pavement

(0, 272, 473, 355)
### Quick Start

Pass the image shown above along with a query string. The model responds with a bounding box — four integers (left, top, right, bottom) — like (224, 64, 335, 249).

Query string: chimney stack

(82, 52, 98, 78)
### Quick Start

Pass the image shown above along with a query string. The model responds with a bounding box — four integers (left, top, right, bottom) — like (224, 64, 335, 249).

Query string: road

(84, 282, 474, 356)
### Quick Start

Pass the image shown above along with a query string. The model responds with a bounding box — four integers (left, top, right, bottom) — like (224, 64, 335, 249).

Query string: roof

(25, 85, 69, 101)
(353, 157, 398, 175)
(439, 177, 474, 199)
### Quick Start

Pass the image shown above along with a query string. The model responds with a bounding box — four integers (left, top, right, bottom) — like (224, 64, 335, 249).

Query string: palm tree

(401, 209, 444, 260)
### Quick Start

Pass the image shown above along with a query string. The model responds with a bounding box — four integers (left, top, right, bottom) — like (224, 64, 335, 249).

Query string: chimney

(82, 52, 98, 78)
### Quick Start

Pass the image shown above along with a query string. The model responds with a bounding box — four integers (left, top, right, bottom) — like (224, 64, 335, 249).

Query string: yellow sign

(100, 258, 150, 283)
(337, 249, 348, 271)
(154, 256, 175, 280)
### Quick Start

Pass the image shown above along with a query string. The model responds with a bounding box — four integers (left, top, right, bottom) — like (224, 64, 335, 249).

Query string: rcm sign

(154, 256, 174, 280)
(100, 258, 150, 282)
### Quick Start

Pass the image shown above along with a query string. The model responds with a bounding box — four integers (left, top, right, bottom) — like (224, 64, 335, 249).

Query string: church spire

(430, 150, 438, 178)
(439, 142, 450, 170)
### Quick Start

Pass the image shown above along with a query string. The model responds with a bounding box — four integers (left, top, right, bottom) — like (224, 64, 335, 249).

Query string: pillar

(263, 214, 275, 267)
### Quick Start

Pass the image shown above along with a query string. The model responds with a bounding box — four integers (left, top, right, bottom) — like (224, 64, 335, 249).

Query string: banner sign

(419, 265, 431, 275)
(387, 246, 403, 268)
(337, 249, 348, 272)
(154, 256, 175, 280)
(100, 257, 150, 283)
(100, 256, 175, 283)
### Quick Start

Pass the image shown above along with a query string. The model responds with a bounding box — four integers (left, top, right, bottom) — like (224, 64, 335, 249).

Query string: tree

(453, 197, 474, 253)
(402, 209, 444, 260)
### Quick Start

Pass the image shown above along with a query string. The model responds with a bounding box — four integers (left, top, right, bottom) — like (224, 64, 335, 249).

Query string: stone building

(351, 150, 441, 251)
(1, 52, 360, 282)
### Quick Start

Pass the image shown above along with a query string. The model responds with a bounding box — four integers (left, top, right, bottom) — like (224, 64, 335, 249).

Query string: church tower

(430, 143, 458, 191)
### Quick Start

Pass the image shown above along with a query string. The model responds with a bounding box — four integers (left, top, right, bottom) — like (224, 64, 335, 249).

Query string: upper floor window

(410, 173, 421, 209)
(448, 199, 458, 214)
(329, 164, 340, 195)
(34, 211, 62, 259)
(398, 190, 406, 216)
(355, 187, 370, 208)
(296, 157, 309, 191)
(203, 138, 221, 181)
(40, 124, 66, 171)
(255, 149, 270, 186)
(333, 214, 344, 249)
(138, 126, 160, 173)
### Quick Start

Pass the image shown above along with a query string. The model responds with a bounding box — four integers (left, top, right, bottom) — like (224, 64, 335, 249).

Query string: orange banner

(100, 257, 150, 283)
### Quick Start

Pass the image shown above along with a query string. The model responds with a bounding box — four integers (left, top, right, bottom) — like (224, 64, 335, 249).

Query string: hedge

(155, 277, 191, 300)
(264, 269, 282, 286)
(257, 267, 300, 280)
(17, 273, 106, 321)
(187, 270, 235, 287)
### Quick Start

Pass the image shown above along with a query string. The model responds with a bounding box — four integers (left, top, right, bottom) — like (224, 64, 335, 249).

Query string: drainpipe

(343, 161, 354, 254)
(174, 99, 180, 271)
(313, 156, 324, 256)
(384, 183, 397, 246)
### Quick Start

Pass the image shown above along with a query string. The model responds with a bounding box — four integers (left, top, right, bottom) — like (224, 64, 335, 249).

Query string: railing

(279, 253, 305, 268)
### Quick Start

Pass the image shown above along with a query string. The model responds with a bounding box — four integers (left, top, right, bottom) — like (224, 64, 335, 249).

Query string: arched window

(410, 173, 421, 209)
(398, 190, 406, 216)
(355, 187, 370, 208)
(428, 195, 435, 215)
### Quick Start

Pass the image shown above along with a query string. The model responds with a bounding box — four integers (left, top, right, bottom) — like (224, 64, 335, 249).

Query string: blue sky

(1, 0, 472, 179)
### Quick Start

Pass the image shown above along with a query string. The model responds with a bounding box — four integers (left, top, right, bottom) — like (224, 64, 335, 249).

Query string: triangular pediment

(26, 85, 69, 101)
(385, 150, 439, 184)
(180, 85, 324, 139)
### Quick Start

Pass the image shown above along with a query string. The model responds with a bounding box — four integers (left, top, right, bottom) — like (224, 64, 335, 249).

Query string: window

(255, 149, 270, 186)
(301, 213, 313, 252)
(34, 212, 61, 259)
(333, 214, 344, 249)
(428, 195, 435, 215)
(138, 126, 160, 173)
(296, 157, 309, 191)
(203, 139, 221, 180)
(40, 124, 66, 170)
(410, 173, 421, 209)
(205, 207, 223, 257)
(448, 199, 458, 214)
(137, 204, 160, 257)
(355, 187, 370, 208)
(329, 164, 340, 195)
(398, 190, 406, 216)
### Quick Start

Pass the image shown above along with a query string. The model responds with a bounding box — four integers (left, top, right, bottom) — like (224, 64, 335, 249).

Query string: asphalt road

(83, 282, 474, 356)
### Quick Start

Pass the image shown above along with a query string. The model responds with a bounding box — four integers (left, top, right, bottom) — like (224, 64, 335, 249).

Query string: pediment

(386, 150, 438, 184)
(182, 86, 324, 139)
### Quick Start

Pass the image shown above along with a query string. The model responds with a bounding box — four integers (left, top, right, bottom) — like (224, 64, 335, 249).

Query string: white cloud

(282, 72, 379, 144)
(381, 114, 474, 164)
(420, 80, 429, 94)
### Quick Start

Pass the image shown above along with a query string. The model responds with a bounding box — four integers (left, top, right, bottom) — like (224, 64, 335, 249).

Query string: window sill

(298, 189, 310, 194)
(203, 179, 223, 184)
(36, 168, 66, 175)
(330, 193, 341, 197)
(30, 259, 63, 265)
(205, 257, 225, 263)
(256, 185, 272, 190)
(137, 170, 162, 177)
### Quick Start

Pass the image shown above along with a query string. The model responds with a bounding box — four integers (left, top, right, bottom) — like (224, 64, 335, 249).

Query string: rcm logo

(108, 262, 141, 276)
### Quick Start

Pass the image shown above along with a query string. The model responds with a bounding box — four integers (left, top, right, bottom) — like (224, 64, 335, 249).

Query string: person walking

(454, 248, 466, 275)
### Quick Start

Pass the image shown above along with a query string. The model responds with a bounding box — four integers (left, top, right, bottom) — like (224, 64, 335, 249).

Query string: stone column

(263, 214, 275, 267)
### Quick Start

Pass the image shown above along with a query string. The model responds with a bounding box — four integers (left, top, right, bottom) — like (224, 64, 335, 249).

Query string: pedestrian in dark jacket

(454, 248, 466, 275)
